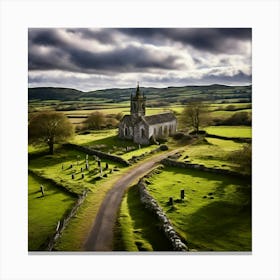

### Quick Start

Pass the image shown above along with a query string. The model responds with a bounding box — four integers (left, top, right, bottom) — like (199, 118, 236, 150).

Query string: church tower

(130, 82, 146, 117)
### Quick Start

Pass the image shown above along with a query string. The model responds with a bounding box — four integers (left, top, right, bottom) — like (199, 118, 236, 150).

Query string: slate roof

(143, 112, 176, 125)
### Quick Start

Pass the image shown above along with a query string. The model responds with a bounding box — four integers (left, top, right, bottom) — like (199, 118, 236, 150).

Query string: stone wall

(137, 178, 188, 251)
(47, 190, 88, 251)
(161, 158, 251, 180)
(63, 143, 130, 166)
(206, 133, 251, 143)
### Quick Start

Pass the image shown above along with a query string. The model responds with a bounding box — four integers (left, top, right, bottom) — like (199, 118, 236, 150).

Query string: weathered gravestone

(169, 197, 173, 205)
(180, 190, 185, 200)
(40, 184, 44, 197)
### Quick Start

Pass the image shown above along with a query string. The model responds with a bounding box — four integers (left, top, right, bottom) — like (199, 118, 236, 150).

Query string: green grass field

(146, 167, 251, 251)
(206, 126, 252, 138)
(28, 173, 76, 250)
(177, 137, 244, 171)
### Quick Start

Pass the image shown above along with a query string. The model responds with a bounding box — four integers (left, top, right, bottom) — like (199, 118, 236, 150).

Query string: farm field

(146, 166, 251, 251)
(205, 126, 252, 138)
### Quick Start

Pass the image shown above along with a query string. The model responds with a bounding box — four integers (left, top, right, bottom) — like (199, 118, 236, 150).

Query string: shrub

(159, 145, 168, 151)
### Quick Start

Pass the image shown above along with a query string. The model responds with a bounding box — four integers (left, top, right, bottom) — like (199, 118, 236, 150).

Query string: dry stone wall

(63, 143, 130, 166)
(161, 158, 251, 180)
(137, 178, 188, 251)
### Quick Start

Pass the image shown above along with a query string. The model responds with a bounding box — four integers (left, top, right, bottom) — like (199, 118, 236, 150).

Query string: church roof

(143, 112, 176, 125)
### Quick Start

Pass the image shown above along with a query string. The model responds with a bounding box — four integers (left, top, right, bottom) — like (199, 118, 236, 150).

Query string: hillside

(28, 84, 252, 104)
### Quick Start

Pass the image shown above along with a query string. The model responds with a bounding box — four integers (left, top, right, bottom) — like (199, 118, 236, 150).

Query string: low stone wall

(63, 143, 130, 166)
(206, 133, 251, 143)
(161, 158, 251, 180)
(137, 178, 188, 251)
(47, 190, 88, 251)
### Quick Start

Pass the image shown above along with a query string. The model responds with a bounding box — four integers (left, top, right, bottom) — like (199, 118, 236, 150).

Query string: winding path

(83, 149, 179, 251)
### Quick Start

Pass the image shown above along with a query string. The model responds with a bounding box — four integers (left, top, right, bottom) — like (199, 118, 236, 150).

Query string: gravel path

(83, 150, 179, 251)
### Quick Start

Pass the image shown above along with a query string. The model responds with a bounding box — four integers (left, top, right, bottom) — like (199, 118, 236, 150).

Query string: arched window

(125, 127, 128, 136)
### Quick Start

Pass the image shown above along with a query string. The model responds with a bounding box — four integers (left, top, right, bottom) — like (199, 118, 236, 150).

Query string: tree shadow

(181, 200, 252, 251)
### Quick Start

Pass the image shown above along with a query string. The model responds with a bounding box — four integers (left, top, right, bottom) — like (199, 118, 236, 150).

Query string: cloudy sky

(28, 28, 252, 91)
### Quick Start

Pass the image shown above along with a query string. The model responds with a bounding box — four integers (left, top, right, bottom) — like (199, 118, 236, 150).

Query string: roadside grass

(146, 167, 251, 251)
(28, 173, 76, 251)
(205, 126, 252, 138)
(178, 138, 243, 171)
(114, 185, 173, 251)
(53, 170, 128, 251)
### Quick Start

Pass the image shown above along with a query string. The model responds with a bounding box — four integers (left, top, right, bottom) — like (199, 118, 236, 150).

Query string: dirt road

(83, 149, 179, 251)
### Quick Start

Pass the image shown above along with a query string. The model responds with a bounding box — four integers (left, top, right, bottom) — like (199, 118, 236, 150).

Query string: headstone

(86, 163, 89, 170)
(81, 173, 85, 179)
(61, 164, 64, 170)
(169, 197, 173, 205)
(98, 160, 101, 167)
(40, 184, 44, 197)
(81, 167, 83, 172)
(70, 164, 73, 168)
(180, 190, 185, 200)
(105, 162, 109, 170)
(72, 174, 75, 179)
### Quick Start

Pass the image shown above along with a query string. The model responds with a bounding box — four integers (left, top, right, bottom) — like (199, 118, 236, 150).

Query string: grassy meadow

(146, 167, 251, 251)
(28, 173, 76, 250)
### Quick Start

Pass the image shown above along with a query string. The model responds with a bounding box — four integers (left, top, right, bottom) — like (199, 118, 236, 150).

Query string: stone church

(118, 83, 177, 145)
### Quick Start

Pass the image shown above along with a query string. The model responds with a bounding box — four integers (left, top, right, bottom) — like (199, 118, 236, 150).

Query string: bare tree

(29, 111, 74, 154)
(180, 102, 208, 134)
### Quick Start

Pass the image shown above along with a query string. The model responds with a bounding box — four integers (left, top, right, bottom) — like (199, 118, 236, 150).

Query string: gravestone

(72, 174, 75, 179)
(180, 190, 185, 200)
(169, 197, 173, 205)
(61, 164, 64, 170)
(40, 184, 44, 197)
(81, 173, 85, 179)
(81, 167, 83, 172)
(105, 162, 109, 170)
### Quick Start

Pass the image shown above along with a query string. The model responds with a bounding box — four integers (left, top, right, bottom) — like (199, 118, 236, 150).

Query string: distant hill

(28, 84, 252, 104)
(28, 87, 84, 101)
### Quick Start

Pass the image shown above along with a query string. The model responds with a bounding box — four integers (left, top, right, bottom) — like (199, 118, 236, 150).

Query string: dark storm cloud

(67, 45, 180, 71)
(118, 28, 251, 53)
(28, 28, 251, 90)
(28, 29, 182, 73)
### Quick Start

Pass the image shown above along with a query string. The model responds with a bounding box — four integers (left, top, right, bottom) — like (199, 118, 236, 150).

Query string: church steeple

(130, 82, 146, 117)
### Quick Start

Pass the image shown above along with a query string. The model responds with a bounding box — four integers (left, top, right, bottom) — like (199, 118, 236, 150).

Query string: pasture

(146, 167, 251, 251)
(28, 173, 76, 250)
(205, 126, 252, 138)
